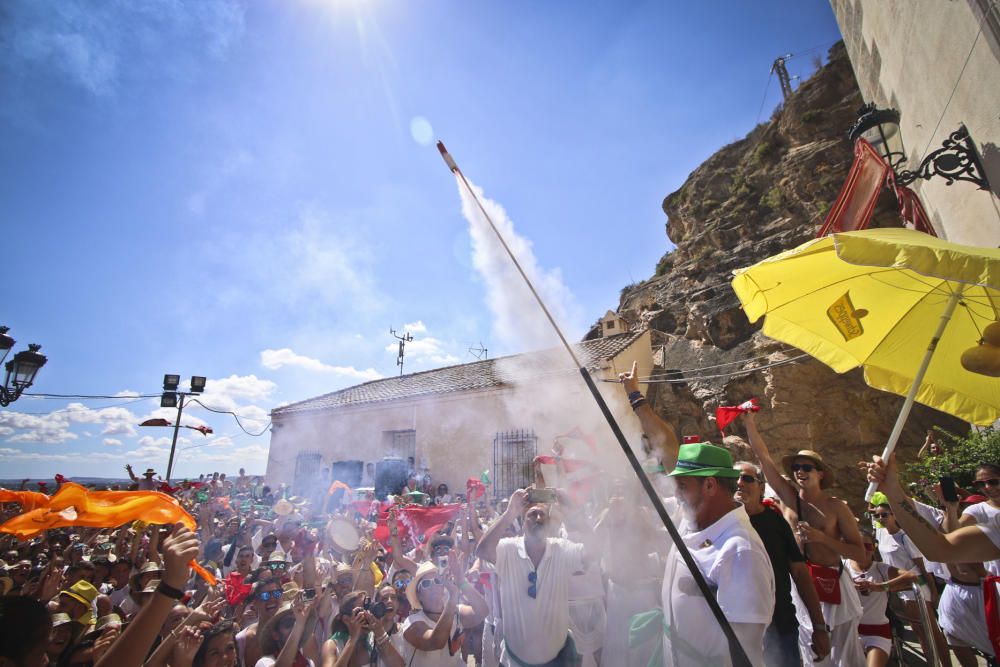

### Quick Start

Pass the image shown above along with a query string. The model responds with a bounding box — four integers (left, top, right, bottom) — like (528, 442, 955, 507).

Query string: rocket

(437, 141, 459, 173)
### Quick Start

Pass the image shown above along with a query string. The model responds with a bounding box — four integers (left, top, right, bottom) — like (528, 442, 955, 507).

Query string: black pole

(578, 368, 752, 667)
(438, 140, 752, 666)
(165, 393, 186, 484)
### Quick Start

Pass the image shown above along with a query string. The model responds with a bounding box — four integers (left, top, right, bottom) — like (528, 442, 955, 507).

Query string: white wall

(831, 0, 1000, 245)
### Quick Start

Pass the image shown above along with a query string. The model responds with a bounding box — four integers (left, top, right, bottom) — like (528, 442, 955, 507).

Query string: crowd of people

(1, 365, 1000, 667)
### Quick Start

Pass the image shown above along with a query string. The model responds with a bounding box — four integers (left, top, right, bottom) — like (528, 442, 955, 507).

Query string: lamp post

(160, 374, 207, 482)
(0, 326, 48, 408)
(848, 102, 992, 190)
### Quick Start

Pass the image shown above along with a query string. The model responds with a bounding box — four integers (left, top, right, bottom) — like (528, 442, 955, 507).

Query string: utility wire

(185, 398, 271, 437)
(23, 392, 160, 399)
(7, 396, 151, 416)
(914, 6, 988, 165)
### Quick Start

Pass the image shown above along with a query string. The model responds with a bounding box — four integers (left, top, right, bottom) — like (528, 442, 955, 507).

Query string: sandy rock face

(601, 42, 965, 509)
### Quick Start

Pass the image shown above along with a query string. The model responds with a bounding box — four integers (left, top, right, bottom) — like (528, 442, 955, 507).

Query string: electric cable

(185, 398, 271, 436)
(23, 392, 160, 399)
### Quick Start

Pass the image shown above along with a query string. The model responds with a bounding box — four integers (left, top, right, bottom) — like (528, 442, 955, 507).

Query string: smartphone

(940, 476, 959, 503)
(436, 556, 448, 573)
(526, 487, 557, 504)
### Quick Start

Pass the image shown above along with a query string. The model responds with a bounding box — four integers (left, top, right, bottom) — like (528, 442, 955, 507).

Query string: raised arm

(740, 411, 798, 508)
(862, 454, 1000, 563)
(387, 511, 419, 574)
(95, 523, 200, 667)
(475, 489, 526, 565)
(619, 361, 679, 472)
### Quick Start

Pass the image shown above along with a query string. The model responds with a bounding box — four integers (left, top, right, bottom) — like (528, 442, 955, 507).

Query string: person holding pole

(620, 362, 775, 666)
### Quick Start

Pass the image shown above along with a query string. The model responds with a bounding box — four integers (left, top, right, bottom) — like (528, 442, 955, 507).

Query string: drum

(327, 517, 361, 553)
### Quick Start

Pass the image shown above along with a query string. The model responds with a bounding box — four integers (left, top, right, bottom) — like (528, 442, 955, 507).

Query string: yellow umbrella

(731, 228, 1000, 498)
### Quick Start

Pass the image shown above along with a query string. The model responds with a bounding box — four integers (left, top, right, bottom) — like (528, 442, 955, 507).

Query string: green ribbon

(628, 608, 725, 667)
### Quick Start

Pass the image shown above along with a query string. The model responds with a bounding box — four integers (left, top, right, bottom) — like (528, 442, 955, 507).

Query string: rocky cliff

(604, 42, 965, 506)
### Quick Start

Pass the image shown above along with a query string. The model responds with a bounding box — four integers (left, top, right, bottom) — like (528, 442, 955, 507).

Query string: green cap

(669, 443, 741, 478)
(870, 491, 890, 507)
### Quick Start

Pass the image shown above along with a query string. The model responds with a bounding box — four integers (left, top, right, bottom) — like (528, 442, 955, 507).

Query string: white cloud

(103, 438, 122, 447)
(385, 337, 460, 366)
(402, 321, 427, 334)
(114, 390, 141, 398)
(0, 0, 246, 96)
(260, 348, 382, 381)
(102, 422, 137, 437)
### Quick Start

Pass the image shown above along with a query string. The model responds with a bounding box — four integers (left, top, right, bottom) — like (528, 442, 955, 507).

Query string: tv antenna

(390, 328, 413, 376)
(469, 342, 488, 360)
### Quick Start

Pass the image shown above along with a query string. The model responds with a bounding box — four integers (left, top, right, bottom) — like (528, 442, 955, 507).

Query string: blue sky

(1, 0, 842, 479)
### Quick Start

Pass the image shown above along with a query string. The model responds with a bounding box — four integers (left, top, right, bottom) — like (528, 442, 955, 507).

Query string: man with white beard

(620, 362, 775, 666)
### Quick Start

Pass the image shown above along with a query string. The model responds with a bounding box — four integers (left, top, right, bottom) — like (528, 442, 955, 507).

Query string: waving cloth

(0, 489, 52, 512)
(715, 398, 760, 433)
(0, 482, 216, 585)
(372, 503, 464, 548)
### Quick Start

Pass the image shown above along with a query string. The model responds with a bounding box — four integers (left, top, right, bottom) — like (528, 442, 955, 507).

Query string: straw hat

(50, 613, 73, 628)
(405, 561, 441, 611)
(61, 580, 99, 607)
(259, 600, 297, 655)
(781, 450, 834, 489)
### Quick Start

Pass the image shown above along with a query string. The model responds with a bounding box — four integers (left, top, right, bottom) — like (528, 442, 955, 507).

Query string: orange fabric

(0, 489, 52, 512)
(0, 482, 196, 539)
(0, 482, 214, 585)
(327, 481, 351, 496)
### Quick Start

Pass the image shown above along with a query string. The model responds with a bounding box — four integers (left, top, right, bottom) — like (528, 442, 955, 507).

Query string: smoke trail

(456, 176, 583, 352)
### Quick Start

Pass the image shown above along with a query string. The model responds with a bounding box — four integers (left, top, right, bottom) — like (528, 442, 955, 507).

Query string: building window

(383, 429, 416, 468)
(293, 452, 323, 496)
(606, 320, 615, 330)
(493, 429, 537, 500)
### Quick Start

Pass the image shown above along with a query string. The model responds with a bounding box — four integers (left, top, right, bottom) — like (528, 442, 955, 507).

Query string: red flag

(715, 398, 760, 433)
(466, 478, 486, 500)
(192, 425, 213, 436)
(373, 504, 463, 548)
(224, 571, 253, 606)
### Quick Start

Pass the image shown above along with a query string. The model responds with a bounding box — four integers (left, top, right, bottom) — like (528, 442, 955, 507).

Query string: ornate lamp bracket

(896, 125, 992, 190)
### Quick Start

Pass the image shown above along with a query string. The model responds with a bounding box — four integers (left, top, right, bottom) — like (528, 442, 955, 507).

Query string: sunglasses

(267, 562, 287, 570)
(527, 571, 537, 599)
(394, 579, 411, 589)
(417, 577, 444, 590)
(257, 589, 281, 601)
(790, 463, 818, 473)
(974, 479, 1000, 488)
(872, 512, 892, 520)
(738, 474, 759, 484)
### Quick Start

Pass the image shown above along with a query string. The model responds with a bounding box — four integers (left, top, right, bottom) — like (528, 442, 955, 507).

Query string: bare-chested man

(742, 412, 866, 667)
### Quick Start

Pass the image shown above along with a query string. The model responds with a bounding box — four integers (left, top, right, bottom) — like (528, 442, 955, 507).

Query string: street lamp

(0, 326, 48, 407)
(848, 103, 992, 190)
(160, 373, 206, 482)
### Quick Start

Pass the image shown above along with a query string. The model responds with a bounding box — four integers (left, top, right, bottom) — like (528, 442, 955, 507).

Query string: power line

(23, 392, 159, 399)
(6, 396, 151, 416)
(185, 398, 271, 437)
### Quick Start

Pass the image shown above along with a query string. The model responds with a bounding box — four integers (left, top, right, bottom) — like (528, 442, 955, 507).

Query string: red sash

(807, 562, 843, 605)
(983, 575, 1000, 658)
(858, 623, 892, 639)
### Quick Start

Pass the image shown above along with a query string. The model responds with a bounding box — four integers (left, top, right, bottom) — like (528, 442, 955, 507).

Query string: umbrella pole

(865, 290, 962, 502)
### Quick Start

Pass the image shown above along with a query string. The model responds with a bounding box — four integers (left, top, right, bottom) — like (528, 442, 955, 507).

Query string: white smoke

(456, 176, 584, 352)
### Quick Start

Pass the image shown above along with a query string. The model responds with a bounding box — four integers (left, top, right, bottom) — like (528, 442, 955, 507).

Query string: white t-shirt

(660, 500, 774, 667)
(875, 526, 928, 601)
(255, 656, 314, 667)
(495, 535, 585, 664)
(399, 609, 465, 667)
(963, 502, 1000, 575)
(844, 560, 892, 626)
(912, 500, 951, 582)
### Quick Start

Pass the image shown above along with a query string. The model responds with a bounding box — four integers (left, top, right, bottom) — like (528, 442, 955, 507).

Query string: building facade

(830, 0, 1000, 245)
(265, 330, 655, 500)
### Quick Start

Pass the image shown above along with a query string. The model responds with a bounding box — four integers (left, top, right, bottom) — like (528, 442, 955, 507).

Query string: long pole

(864, 290, 961, 501)
(437, 141, 752, 667)
(165, 393, 186, 484)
